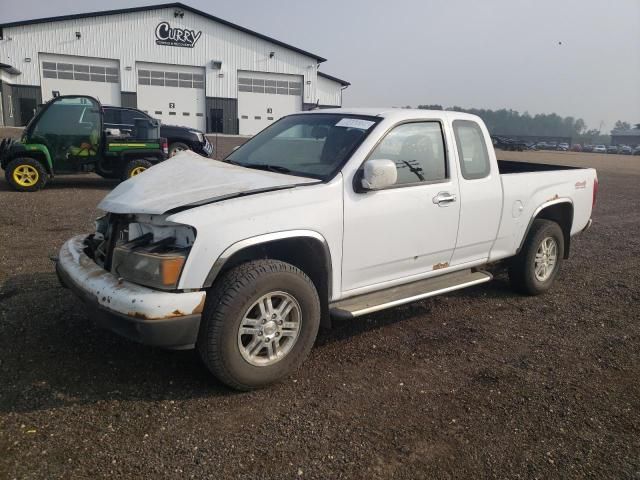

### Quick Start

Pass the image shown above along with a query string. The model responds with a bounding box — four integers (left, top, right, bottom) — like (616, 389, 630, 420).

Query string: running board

(330, 270, 492, 319)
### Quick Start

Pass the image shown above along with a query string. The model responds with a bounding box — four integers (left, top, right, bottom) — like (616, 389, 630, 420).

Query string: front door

(19, 98, 37, 126)
(342, 121, 460, 294)
(210, 108, 223, 133)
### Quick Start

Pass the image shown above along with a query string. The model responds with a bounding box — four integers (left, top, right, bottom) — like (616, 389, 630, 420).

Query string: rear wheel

(121, 159, 153, 180)
(197, 260, 321, 390)
(509, 219, 564, 295)
(5, 157, 47, 192)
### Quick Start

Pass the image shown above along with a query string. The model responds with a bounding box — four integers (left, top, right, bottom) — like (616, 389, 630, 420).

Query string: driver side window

(369, 122, 447, 185)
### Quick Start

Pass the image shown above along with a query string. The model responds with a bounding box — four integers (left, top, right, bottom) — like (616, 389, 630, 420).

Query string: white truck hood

(98, 151, 318, 214)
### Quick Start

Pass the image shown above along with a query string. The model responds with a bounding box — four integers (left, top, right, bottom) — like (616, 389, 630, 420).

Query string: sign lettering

(155, 22, 202, 48)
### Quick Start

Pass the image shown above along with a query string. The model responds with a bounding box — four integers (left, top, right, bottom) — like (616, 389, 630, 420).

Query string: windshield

(225, 113, 381, 180)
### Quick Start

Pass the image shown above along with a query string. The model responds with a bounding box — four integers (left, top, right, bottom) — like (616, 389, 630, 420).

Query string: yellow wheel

(122, 159, 153, 181)
(13, 164, 40, 187)
(5, 157, 47, 192)
(129, 166, 147, 177)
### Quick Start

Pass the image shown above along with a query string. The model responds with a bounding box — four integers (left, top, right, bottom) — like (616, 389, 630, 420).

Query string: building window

(42, 61, 120, 84)
(137, 69, 203, 89)
(238, 77, 303, 96)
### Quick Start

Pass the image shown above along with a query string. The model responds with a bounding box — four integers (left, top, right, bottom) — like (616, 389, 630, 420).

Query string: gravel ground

(0, 151, 638, 479)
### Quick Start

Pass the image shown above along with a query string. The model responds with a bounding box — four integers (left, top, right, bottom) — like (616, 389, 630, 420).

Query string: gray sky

(3, 0, 639, 131)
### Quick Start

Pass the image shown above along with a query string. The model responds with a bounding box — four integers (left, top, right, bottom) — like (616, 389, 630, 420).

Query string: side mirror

(361, 159, 397, 190)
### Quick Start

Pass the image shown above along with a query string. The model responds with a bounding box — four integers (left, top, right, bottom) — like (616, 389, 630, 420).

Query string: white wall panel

(317, 74, 343, 107)
(0, 7, 321, 102)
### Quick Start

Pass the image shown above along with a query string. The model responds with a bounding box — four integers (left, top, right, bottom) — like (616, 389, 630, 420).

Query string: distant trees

(406, 104, 589, 137)
(448, 107, 587, 137)
(613, 120, 631, 131)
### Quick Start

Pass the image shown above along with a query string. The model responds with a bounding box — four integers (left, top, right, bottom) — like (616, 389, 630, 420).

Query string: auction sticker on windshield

(335, 118, 376, 130)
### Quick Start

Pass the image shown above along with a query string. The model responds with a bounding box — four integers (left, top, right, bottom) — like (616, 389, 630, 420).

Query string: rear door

(449, 119, 502, 265)
(341, 120, 461, 293)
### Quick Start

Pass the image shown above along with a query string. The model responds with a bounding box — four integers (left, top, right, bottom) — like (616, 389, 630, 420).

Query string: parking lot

(0, 150, 638, 479)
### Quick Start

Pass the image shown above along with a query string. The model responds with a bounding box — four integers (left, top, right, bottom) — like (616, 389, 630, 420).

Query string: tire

(168, 142, 190, 157)
(121, 159, 153, 181)
(509, 219, 564, 296)
(5, 157, 47, 192)
(197, 260, 321, 391)
(95, 158, 119, 179)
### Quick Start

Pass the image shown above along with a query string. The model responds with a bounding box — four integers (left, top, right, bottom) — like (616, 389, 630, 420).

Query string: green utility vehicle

(0, 95, 168, 192)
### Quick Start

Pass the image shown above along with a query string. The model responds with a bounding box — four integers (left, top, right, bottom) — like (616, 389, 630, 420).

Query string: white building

(0, 3, 350, 134)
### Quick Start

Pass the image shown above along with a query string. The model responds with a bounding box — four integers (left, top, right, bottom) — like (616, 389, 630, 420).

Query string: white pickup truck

(56, 109, 597, 390)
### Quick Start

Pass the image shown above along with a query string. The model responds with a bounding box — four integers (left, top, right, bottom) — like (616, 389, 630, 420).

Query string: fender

(516, 198, 574, 255)
(3, 143, 53, 174)
(203, 230, 333, 294)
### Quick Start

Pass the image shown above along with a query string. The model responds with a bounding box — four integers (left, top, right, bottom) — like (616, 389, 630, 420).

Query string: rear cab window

(452, 120, 491, 179)
(122, 109, 150, 126)
(103, 108, 120, 125)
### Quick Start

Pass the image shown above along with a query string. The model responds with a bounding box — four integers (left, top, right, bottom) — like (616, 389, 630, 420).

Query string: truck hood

(98, 151, 319, 214)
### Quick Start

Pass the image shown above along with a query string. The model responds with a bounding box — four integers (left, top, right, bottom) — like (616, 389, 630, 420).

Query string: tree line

(404, 104, 638, 142)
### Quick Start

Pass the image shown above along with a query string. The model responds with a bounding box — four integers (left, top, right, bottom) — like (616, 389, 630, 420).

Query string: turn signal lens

(161, 257, 186, 287)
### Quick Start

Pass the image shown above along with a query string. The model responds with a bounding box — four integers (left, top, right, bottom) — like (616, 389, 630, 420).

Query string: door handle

(432, 192, 457, 206)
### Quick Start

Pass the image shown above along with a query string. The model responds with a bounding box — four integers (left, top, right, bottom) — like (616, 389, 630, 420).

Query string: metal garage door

(238, 71, 303, 136)
(136, 63, 206, 131)
(40, 54, 121, 106)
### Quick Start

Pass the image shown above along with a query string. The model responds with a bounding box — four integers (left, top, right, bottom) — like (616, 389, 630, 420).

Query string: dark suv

(103, 106, 213, 158)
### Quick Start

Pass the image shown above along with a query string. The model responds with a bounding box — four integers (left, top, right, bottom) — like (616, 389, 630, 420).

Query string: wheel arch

(8, 152, 53, 175)
(519, 199, 574, 259)
(204, 231, 333, 328)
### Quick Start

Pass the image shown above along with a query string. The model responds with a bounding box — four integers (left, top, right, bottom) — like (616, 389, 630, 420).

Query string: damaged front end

(56, 213, 205, 349)
(84, 213, 196, 291)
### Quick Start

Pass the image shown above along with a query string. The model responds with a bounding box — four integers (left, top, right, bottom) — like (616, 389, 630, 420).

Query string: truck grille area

(83, 214, 129, 271)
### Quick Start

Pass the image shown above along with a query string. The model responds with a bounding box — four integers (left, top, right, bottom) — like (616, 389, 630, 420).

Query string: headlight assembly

(112, 244, 188, 290)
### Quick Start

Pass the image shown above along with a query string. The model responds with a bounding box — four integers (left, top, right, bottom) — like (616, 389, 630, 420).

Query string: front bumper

(56, 235, 206, 349)
(194, 139, 214, 158)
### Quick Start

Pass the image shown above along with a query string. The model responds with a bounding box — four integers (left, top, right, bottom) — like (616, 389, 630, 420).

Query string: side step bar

(330, 269, 492, 319)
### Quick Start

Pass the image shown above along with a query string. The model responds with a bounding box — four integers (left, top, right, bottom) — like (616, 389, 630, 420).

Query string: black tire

(95, 158, 119, 179)
(197, 260, 321, 391)
(168, 142, 191, 157)
(121, 158, 153, 181)
(5, 157, 48, 192)
(509, 219, 564, 296)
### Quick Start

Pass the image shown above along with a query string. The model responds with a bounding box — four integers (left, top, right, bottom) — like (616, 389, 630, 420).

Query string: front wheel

(169, 142, 190, 157)
(121, 159, 153, 180)
(197, 260, 321, 391)
(508, 219, 564, 295)
(5, 157, 47, 192)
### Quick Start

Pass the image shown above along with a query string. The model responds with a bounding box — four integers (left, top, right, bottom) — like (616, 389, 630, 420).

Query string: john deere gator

(0, 95, 168, 192)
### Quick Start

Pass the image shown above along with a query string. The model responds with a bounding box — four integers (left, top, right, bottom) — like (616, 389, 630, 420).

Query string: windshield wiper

(240, 163, 293, 174)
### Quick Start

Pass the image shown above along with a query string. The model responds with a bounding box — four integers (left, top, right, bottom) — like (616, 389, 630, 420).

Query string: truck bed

(497, 160, 581, 174)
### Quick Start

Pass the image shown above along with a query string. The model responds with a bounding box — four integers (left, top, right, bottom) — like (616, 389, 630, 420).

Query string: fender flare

(516, 198, 574, 255)
(3, 143, 53, 174)
(203, 230, 333, 295)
